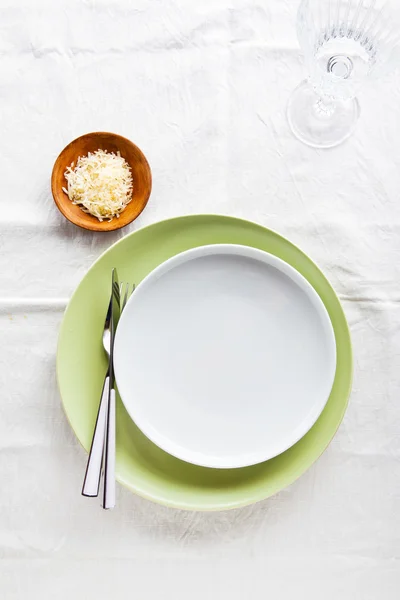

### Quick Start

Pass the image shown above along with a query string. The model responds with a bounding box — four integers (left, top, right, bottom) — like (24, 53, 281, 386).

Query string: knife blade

(102, 267, 121, 509)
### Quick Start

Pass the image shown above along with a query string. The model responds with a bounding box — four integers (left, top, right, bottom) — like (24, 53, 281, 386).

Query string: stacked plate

(57, 215, 352, 510)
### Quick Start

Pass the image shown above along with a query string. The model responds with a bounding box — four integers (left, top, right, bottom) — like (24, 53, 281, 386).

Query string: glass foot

(287, 80, 360, 149)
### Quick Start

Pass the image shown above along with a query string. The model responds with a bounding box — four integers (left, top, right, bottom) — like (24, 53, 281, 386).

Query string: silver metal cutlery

(82, 268, 134, 508)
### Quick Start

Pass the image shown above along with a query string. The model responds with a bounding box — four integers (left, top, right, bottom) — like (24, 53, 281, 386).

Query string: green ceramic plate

(57, 215, 352, 511)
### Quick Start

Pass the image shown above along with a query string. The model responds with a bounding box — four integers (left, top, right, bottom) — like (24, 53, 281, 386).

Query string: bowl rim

(51, 131, 152, 232)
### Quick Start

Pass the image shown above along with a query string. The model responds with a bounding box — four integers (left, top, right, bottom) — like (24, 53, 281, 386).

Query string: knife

(102, 267, 121, 509)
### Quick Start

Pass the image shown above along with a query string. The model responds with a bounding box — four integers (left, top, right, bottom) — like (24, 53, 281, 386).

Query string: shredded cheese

(63, 149, 133, 221)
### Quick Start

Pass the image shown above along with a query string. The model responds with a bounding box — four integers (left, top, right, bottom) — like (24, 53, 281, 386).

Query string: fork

(82, 282, 134, 498)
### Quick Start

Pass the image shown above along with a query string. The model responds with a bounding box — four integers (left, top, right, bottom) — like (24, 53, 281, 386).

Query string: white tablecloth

(1, 0, 400, 597)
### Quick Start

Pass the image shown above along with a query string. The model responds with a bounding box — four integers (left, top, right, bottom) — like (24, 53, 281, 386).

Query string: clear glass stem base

(287, 80, 360, 148)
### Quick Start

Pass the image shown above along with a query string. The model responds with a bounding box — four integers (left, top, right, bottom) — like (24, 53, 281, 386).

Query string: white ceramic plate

(114, 244, 337, 469)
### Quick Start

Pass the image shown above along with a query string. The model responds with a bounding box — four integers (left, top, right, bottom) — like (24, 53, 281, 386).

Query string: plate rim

(57, 214, 353, 510)
(114, 242, 337, 469)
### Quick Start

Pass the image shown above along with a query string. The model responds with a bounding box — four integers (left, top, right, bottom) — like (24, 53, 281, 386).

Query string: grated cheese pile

(63, 149, 133, 221)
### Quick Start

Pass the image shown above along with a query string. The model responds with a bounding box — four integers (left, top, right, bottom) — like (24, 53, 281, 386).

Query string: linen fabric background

(0, 1, 399, 598)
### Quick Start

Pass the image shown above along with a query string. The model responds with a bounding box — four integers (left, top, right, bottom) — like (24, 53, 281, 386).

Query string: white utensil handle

(102, 387, 116, 509)
(82, 376, 109, 497)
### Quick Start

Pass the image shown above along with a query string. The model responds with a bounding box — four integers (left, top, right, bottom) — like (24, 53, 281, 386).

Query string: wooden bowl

(51, 132, 152, 231)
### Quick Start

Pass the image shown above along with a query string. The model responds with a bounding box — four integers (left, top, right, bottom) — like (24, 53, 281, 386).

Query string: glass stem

(314, 95, 336, 117)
